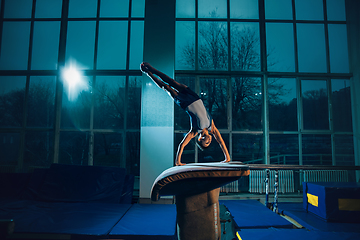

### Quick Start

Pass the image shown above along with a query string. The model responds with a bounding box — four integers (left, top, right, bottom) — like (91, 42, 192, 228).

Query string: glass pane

(35, 0, 62, 18)
(59, 131, 89, 165)
(302, 134, 331, 165)
(97, 21, 128, 70)
(265, 0, 292, 20)
(0, 22, 31, 70)
(68, 0, 97, 18)
(176, 21, 195, 70)
(199, 22, 228, 70)
(31, 21, 60, 70)
(198, 133, 229, 162)
(302, 80, 329, 130)
(131, 0, 145, 17)
(4, 0, 32, 18)
(0, 76, 26, 127)
(94, 76, 125, 129)
(0, 133, 20, 167)
(297, 24, 326, 73)
(232, 134, 264, 164)
(232, 77, 262, 131)
(200, 77, 228, 129)
(176, 0, 195, 18)
(231, 22, 260, 71)
(198, 0, 227, 18)
(27, 76, 56, 127)
(230, 0, 258, 19)
(93, 133, 122, 166)
(295, 0, 324, 20)
(126, 132, 140, 176)
(327, 0, 346, 21)
(24, 132, 54, 169)
(61, 77, 92, 129)
(266, 23, 295, 72)
(127, 76, 142, 129)
(100, 0, 129, 17)
(129, 21, 144, 69)
(174, 77, 196, 131)
(66, 21, 96, 70)
(270, 134, 299, 165)
(332, 79, 352, 132)
(269, 78, 297, 131)
(334, 135, 354, 166)
(328, 24, 349, 73)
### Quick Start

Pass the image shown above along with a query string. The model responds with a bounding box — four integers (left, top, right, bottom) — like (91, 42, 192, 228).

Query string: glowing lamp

(63, 67, 82, 88)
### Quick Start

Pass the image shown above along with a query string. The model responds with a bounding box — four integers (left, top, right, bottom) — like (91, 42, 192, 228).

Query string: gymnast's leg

(140, 62, 188, 93)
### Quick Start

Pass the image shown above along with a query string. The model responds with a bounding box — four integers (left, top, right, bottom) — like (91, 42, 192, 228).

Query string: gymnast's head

(196, 129, 212, 151)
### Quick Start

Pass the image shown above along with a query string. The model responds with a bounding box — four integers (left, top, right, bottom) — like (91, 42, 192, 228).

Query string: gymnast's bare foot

(140, 62, 154, 73)
(220, 159, 231, 163)
(175, 161, 186, 166)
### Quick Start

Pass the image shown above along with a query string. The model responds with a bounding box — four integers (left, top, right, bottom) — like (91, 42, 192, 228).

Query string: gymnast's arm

(175, 130, 198, 166)
(211, 121, 231, 163)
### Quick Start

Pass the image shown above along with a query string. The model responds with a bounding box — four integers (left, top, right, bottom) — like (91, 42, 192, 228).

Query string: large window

(0, 0, 354, 174)
(0, 0, 144, 174)
(175, 0, 353, 165)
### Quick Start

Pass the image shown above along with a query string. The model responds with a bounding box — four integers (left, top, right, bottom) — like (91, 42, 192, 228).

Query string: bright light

(63, 67, 81, 87)
(61, 62, 88, 101)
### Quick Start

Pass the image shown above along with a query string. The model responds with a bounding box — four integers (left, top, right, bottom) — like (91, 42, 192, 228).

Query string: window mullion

(227, 76, 232, 159)
(53, 0, 70, 164)
(297, 77, 303, 165)
(263, 74, 269, 164)
(259, 0, 267, 72)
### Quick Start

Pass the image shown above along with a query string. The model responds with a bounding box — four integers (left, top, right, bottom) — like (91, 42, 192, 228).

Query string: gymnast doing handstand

(140, 62, 231, 166)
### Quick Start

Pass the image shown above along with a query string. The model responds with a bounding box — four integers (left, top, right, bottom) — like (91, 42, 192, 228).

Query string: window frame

(0, 0, 144, 174)
(174, 0, 353, 165)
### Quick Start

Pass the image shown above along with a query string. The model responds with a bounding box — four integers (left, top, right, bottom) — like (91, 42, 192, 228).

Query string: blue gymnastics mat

(236, 228, 360, 240)
(278, 202, 360, 233)
(109, 204, 177, 240)
(0, 200, 132, 235)
(220, 200, 293, 229)
(303, 182, 360, 222)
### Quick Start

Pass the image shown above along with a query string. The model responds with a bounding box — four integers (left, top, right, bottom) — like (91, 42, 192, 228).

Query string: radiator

(0, 165, 17, 173)
(302, 170, 348, 183)
(220, 180, 238, 193)
(221, 169, 349, 194)
(249, 170, 294, 194)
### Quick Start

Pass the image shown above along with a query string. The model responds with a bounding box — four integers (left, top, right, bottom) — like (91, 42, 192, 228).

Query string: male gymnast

(140, 62, 231, 166)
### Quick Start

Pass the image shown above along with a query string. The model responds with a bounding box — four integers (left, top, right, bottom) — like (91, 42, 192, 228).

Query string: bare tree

(178, 12, 273, 130)
(0, 88, 24, 127)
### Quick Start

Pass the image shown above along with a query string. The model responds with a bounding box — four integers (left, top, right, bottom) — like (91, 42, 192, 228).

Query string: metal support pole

(273, 169, 279, 213)
(265, 169, 270, 208)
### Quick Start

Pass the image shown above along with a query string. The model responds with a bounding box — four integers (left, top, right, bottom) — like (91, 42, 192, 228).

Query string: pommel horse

(151, 162, 249, 240)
